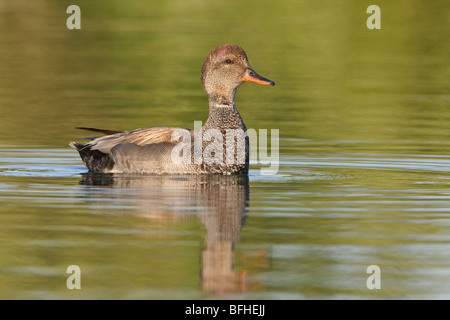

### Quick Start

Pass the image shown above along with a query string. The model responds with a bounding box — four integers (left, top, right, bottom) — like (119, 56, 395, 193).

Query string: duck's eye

(225, 59, 233, 64)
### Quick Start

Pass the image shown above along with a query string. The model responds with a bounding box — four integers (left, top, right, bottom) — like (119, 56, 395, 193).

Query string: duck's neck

(203, 94, 247, 131)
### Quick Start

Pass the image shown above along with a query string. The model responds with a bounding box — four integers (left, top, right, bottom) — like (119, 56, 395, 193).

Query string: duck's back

(70, 127, 188, 173)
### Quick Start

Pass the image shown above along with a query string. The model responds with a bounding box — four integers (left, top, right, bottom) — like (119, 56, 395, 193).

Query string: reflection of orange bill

(242, 69, 275, 86)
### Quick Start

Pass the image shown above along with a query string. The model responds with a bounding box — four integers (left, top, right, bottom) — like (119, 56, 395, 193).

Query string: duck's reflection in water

(80, 173, 251, 293)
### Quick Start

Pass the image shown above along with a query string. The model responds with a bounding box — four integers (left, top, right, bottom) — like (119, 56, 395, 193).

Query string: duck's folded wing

(86, 127, 191, 155)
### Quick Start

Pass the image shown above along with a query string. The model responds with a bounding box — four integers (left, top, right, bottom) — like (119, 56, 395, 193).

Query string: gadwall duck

(70, 44, 275, 174)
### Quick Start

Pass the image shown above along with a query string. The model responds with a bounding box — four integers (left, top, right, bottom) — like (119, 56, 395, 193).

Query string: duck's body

(70, 44, 274, 174)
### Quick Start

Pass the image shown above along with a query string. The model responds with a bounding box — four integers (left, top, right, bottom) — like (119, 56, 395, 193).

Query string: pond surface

(2, 145, 450, 299)
(0, 0, 449, 299)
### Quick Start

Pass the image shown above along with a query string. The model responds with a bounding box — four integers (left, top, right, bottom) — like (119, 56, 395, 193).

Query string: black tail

(70, 142, 115, 172)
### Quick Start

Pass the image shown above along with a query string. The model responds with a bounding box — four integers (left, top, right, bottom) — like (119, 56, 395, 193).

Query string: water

(0, 0, 449, 299)
(2, 145, 450, 299)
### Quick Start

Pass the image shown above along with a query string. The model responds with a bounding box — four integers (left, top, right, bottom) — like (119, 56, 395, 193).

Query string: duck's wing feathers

(75, 127, 125, 136)
(78, 127, 190, 155)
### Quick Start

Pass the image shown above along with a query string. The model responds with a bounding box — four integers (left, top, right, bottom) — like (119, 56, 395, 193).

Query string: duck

(70, 44, 275, 174)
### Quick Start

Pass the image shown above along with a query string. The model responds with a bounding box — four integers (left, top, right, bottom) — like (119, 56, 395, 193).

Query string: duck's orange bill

(242, 69, 275, 86)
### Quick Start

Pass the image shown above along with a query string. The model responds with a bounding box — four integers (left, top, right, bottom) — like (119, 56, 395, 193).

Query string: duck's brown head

(201, 44, 275, 106)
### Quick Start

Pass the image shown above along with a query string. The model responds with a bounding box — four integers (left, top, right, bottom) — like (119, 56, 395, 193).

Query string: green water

(0, 0, 449, 299)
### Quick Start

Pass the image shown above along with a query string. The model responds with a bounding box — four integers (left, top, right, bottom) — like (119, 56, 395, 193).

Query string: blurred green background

(0, 0, 448, 152)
